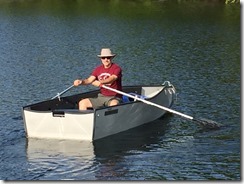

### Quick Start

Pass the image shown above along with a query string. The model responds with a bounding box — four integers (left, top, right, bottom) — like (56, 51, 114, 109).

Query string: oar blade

(193, 118, 221, 130)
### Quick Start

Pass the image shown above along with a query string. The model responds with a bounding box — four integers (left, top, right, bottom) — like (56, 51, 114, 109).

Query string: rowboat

(22, 81, 176, 141)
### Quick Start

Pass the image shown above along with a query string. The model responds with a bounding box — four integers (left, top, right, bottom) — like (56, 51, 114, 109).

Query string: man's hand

(92, 80, 102, 87)
(74, 79, 82, 86)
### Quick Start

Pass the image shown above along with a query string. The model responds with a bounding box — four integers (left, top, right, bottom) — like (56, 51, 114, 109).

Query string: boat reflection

(26, 139, 96, 180)
(25, 114, 172, 179)
(26, 138, 94, 159)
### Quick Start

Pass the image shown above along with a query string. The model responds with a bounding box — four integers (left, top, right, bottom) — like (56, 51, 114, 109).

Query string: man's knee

(79, 98, 92, 110)
(108, 99, 119, 106)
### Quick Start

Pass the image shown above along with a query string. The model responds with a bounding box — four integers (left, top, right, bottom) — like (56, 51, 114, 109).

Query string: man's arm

(91, 75, 117, 87)
(74, 76, 96, 86)
(99, 75, 118, 85)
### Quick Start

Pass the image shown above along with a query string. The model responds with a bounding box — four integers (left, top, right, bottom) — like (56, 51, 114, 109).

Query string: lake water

(0, 0, 240, 181)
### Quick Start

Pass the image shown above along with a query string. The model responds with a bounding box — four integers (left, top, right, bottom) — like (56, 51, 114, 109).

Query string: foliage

(225, 0, 240, 4)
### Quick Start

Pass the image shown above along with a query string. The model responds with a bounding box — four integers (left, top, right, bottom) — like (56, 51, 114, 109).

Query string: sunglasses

(101, 57, 112, 60)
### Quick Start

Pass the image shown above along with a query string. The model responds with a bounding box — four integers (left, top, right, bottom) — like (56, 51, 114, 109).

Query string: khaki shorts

(89, 93, 122, 109)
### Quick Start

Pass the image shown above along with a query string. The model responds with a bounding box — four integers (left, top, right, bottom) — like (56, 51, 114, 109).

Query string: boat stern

(22, 108, 95, 141)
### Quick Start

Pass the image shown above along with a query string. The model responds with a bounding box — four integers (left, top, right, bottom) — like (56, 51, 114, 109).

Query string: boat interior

(23, 85, 166, 112)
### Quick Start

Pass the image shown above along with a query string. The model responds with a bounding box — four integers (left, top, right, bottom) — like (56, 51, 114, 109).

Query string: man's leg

(107, 99, 120, 106)
(78, 98, 93, 110)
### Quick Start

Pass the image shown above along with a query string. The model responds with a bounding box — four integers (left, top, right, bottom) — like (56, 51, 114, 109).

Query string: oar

(51, 84, 74, 100)
(101, 85, 221, 130)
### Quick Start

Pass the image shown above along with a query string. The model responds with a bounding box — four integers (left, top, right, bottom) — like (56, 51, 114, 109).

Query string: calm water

(0, 0, 240, 181)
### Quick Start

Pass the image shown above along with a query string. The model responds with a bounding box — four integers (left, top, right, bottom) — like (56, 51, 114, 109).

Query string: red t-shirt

(91, 63, 122, 97)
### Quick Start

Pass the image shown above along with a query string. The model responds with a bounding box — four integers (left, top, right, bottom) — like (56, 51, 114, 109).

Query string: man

(73, 48, 122, 110)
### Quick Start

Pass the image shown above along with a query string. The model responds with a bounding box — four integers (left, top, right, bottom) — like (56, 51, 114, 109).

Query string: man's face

(101, 57, 112, 68)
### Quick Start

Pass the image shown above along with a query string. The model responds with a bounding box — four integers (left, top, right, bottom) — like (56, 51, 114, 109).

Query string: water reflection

(26, 114, 172, 180)
(26, 138, 94, 158)
(26, 139, 96, 180)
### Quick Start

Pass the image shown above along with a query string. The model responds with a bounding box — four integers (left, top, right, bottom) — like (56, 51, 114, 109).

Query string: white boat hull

(23, 110, 94, 140)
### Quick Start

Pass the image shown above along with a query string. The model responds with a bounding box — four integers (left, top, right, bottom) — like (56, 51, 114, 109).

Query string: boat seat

(122, 93, 147, 103)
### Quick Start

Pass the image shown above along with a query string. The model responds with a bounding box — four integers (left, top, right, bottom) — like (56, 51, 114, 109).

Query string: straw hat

(97, 48, 116, 58)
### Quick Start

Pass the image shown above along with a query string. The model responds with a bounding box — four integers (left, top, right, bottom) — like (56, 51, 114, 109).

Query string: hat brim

(97, 54, 116, 58)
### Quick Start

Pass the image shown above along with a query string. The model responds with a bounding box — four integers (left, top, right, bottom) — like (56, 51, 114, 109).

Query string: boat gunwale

(22, 84, 173, 113)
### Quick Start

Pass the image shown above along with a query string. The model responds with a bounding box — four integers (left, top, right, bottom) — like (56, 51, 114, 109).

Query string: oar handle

(51, 84, 74, 100)
(101, 85, 194, 120)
